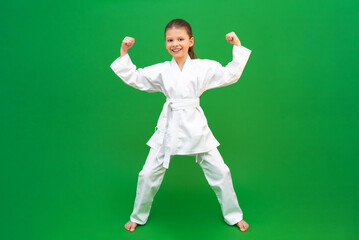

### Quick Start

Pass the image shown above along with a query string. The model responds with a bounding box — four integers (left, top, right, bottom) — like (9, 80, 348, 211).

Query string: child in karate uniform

(110, 18, 252, 232)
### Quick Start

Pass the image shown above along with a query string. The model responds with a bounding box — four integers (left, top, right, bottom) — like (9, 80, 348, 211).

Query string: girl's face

(165, 27, 194, 59)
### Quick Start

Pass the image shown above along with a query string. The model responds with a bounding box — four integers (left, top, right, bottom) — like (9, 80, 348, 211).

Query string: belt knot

(154, 98, 200, 169)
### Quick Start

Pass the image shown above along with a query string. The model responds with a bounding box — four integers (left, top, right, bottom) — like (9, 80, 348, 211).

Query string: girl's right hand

(121, 36, 135, 56)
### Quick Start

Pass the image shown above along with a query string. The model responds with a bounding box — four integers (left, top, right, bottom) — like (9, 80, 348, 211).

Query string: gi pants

(129, 147, 243, 226)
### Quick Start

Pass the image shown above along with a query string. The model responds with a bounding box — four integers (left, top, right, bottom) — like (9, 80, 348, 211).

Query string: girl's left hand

(225, 32, 241, 47)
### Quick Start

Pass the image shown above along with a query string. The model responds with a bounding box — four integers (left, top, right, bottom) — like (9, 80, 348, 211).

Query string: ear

(190, 37, 194, 47)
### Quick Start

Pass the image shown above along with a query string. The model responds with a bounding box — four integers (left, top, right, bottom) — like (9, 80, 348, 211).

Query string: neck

(174, 54, 188, 66)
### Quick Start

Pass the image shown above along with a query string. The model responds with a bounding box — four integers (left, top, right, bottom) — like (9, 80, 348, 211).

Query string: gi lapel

(171, 54, 191, 74)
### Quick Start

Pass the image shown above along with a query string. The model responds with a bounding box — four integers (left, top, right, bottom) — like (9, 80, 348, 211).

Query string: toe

(125, 222, 132, 231)
(241, 224, 246, 231)
(243, 224, 249, 231)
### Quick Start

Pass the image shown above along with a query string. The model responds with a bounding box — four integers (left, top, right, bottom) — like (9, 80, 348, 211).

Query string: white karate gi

(110, 44, 252, 225)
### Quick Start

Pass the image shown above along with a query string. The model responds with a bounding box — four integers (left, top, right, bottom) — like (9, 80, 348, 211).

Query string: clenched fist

(120, 36, 135, 57)
(225, 32, 241, 47)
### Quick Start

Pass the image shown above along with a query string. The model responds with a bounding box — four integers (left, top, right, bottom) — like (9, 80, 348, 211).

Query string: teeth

(173, 49, 181, 52)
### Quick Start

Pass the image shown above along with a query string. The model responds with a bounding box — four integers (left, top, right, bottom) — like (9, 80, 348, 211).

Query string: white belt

(154, 98, 200, 169)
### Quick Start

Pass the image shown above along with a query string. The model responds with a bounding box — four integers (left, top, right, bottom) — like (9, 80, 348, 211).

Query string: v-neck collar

(171, 54, 191, 73)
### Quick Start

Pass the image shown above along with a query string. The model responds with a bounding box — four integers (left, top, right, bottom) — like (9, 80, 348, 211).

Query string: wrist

(234, 42, 241, 47)
(120, 50, 128, 57)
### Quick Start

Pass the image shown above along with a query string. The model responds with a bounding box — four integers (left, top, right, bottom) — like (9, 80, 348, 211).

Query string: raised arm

(201, 32, 252, 92)
(110, 36, 163, 93)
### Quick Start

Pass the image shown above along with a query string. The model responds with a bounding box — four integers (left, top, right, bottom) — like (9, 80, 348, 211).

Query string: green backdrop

(1, 0, 358, 239)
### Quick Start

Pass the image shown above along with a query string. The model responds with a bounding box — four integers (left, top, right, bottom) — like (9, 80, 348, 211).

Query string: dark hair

(164, 19, 196, 59)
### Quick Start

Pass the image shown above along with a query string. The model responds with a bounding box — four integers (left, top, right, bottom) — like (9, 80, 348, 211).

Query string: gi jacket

(110, 44, 252, 168)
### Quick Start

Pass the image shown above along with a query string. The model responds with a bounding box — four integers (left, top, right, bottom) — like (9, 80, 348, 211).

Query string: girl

(110, 19, 252, 232)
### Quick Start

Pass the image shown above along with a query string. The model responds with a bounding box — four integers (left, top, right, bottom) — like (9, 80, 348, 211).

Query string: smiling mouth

(172, 48, 182, 53)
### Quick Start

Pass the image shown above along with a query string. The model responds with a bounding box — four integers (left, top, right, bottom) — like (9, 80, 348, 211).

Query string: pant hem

(225, 217, 244, 226)
(130, 217, 146, 225)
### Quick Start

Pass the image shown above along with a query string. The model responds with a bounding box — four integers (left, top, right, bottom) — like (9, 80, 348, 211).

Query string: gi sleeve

(201, 45, 252, 91)
(110, 53, 163, 93)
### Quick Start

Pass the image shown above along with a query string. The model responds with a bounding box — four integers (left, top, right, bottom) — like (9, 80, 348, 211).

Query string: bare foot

(236, 219, 249, 232)
(124, 220, 138, 232)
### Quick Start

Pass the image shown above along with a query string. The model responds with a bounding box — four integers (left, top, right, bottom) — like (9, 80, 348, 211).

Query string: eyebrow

(166, 36, 185, 39)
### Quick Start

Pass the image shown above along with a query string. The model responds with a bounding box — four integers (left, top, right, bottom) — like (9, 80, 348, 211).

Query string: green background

(1, 0, 358, 239)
